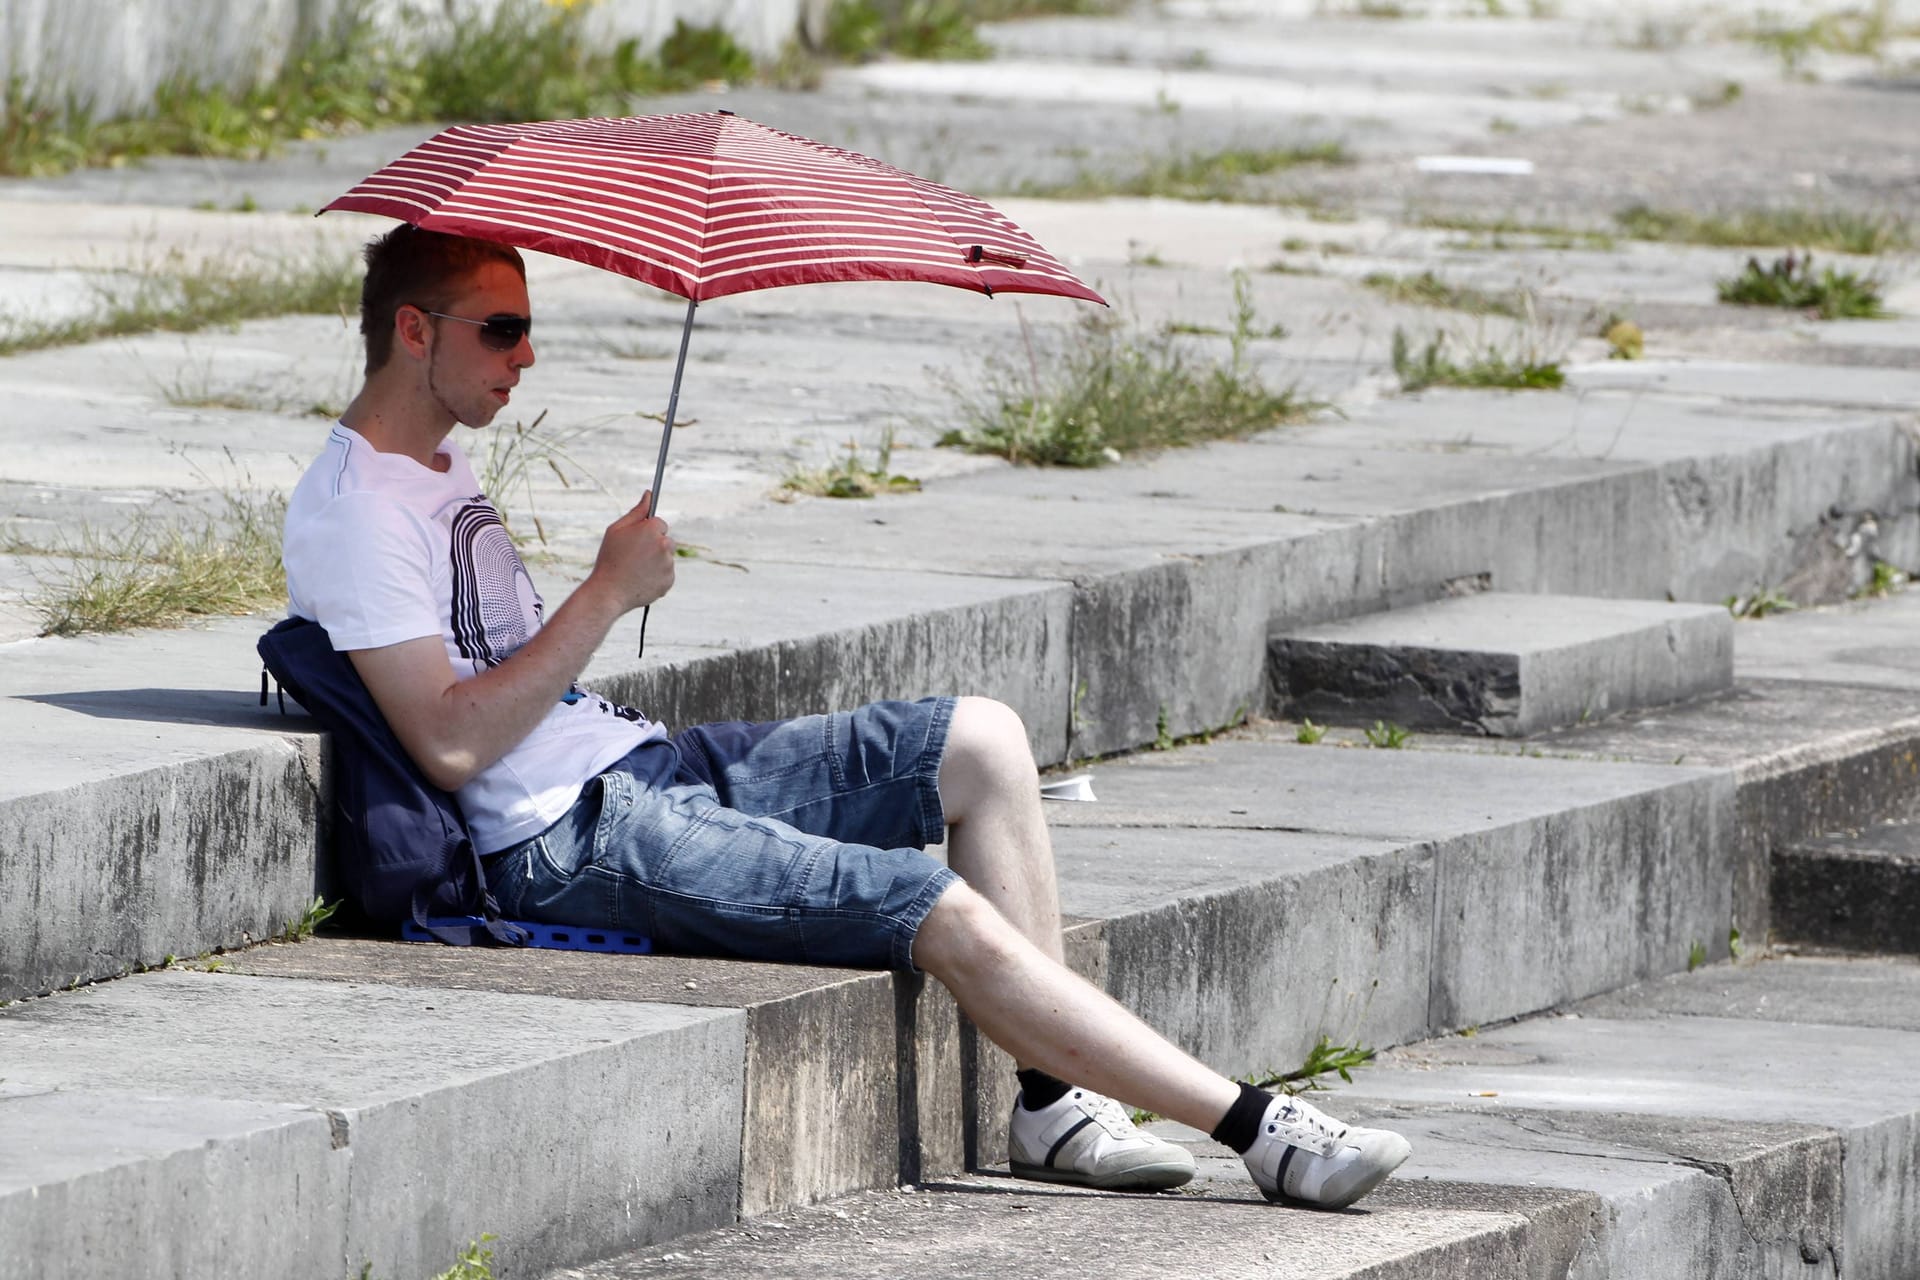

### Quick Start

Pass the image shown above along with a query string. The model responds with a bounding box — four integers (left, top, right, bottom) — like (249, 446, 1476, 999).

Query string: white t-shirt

(283, 424, 661, 853)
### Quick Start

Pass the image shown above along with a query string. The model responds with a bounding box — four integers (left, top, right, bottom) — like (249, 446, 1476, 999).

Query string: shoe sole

(1009, 1157, 1196, 1192)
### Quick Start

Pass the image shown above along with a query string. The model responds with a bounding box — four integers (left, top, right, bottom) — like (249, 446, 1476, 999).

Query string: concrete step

(0, 969, 746, 1280)
(0, 730, 1744, 1279)
(1268, 592, 1732, 736)
(1774, 820, 1920, 954)
(7, 387, 1916, 1001)
(552, 955, 1920, 1280)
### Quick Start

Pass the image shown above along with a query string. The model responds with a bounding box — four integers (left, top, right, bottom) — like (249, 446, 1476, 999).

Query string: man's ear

(394, 304, 433, 362)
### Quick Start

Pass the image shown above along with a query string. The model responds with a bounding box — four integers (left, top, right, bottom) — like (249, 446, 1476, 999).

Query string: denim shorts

(481, 697, 959, 971)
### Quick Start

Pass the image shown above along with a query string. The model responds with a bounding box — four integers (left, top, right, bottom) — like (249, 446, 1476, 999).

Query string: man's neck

(341, 378, 456, 471)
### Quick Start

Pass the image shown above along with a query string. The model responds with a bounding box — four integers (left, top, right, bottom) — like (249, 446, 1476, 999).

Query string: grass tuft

(1615, 204, 1911, 255)
(782, 430, 922, 499)
(1724, 587, 1797, 619)
(1020, 143, 1350, 202)
(1362, 270, 1524, 317)
(0, 246, 359, 358)
(23, 472, 286, 637)
(940, 272, 1310, 466)
(1715, 251, 1886, 319)
(1391, 327, 1564, 392)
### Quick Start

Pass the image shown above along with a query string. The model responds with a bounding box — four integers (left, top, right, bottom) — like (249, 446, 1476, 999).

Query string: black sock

(1210, 1081, 1276, 1155)
(1015, 1068, 1072, 1111)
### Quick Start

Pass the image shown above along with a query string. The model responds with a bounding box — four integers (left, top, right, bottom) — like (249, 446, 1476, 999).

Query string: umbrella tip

(717, 108, 736, 116)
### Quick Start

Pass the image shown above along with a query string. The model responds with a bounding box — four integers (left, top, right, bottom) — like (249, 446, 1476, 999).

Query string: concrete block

(1774, 822, 1920, 953)
(0, 742, 322, 1002)
(1047, 737, 1734, 1052)
(1056, 826, 1433, 1077)
(1271, 592, 1733, 736)
(226, 939, 981, 1217)
(0, 971, 745, 1280)
(1336, 998, 1920, 1280)
(0, 1085, 348, 1280)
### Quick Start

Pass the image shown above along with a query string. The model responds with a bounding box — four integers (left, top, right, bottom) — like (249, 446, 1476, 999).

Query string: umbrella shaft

(639, 296, 698, 660)
(648, 296, 699, 511)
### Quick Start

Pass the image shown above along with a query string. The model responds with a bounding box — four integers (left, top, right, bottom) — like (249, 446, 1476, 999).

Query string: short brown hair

(359, 225, 526, 374)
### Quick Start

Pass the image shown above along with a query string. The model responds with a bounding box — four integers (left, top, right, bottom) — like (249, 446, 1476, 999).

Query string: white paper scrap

(1414, 156, 1535, 176)
(1039, 773, 1097, 802)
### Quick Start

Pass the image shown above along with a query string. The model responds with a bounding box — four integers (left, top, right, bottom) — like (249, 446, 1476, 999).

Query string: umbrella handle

(637, 297, 699, 660)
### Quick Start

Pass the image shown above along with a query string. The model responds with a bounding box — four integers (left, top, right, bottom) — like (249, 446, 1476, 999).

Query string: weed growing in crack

(939, 272, 1311, 466)
(1391, 327, 1564, 392)
(781, 429, 921, 499)
(1716, 252, 1886, 319)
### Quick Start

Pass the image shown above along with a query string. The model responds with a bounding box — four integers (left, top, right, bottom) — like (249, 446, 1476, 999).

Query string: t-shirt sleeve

(285, 491, 444, 652)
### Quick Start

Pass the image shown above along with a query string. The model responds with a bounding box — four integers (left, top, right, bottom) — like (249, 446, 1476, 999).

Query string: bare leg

(914, 881, 1238, 1134)
(937, 696, 1064, 963)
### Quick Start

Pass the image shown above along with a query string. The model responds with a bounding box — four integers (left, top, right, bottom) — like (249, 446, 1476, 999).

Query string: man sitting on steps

(280, 224, 1412, 1208)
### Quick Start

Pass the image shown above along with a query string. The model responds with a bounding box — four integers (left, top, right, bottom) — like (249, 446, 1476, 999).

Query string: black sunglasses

(422, 309, 533, 351)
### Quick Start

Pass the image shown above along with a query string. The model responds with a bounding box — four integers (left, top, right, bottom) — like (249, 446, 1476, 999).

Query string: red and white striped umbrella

(323, 110, 1105, 652)
(323, 109, 1104, 305)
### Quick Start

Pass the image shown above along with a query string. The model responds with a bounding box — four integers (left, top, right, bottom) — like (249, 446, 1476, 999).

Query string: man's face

(421, 260, 536, 429)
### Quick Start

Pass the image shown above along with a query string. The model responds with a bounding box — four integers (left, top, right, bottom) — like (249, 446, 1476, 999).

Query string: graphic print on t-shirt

(448, 500, 542, 667)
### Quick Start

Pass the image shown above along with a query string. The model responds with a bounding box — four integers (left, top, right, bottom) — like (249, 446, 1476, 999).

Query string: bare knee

(912, 880, 1021, 984)
(941, 697, 1037, 810)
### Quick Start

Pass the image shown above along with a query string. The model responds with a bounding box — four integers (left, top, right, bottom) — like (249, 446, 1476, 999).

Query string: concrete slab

(1270, 592, 1732, 736)
(0, 970, 746, 1280)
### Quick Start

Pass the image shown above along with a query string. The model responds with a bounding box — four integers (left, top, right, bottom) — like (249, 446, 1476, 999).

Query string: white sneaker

(1242, 1093, 1411, 1209)
(1008, 1087, 1196, 1191)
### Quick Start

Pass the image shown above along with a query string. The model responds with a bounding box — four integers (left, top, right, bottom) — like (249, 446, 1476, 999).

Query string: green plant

(1687, 939, 1707, 971)
(1725, 587, 1797, 619)
(431, 1235, 497, 1280)
(781, 429, 921, 498)
(1729, 923, 1744, 961)
(1716, 252, 1886, 319)
(1363, 270, 1524, 318)
(1856, 559, 1908, 599)
(0, 2, 761, 178)
(1153, 705, 1174, 751)
(1746, 2, 1902, 73)
(822, 0, 990, 60)
(939, 272, 1310, 466)
(1295, 718, 1328, 744)
(1615, 204, 1911, 255)
(278, 896, 339, 944)
(1363, 720, 1410, 749)
(1257, 1035, 1377, 1095)
(1390, 328, 1565, 392)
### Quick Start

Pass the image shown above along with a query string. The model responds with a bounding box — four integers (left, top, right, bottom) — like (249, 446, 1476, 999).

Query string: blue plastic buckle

(402, 917, 653, 954)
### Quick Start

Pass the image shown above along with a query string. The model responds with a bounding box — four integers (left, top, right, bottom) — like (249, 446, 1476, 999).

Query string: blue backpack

(257, 616, 527, 946)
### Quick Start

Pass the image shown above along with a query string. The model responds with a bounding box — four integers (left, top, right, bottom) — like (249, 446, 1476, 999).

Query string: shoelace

(1274, 1097, 1349, 1144)
(1083, 1091, 1142, 1138)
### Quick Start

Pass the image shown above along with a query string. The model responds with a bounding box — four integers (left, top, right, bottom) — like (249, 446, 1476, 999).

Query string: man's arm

(349, 495, 675, 792)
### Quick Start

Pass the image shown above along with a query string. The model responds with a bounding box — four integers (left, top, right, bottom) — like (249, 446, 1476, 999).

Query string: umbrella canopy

(321, 110, 1105, 306)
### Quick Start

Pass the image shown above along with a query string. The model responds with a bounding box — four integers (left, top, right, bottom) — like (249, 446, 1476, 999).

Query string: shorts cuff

(896, 865, 960, 973)
(914, 695, 957, 847)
